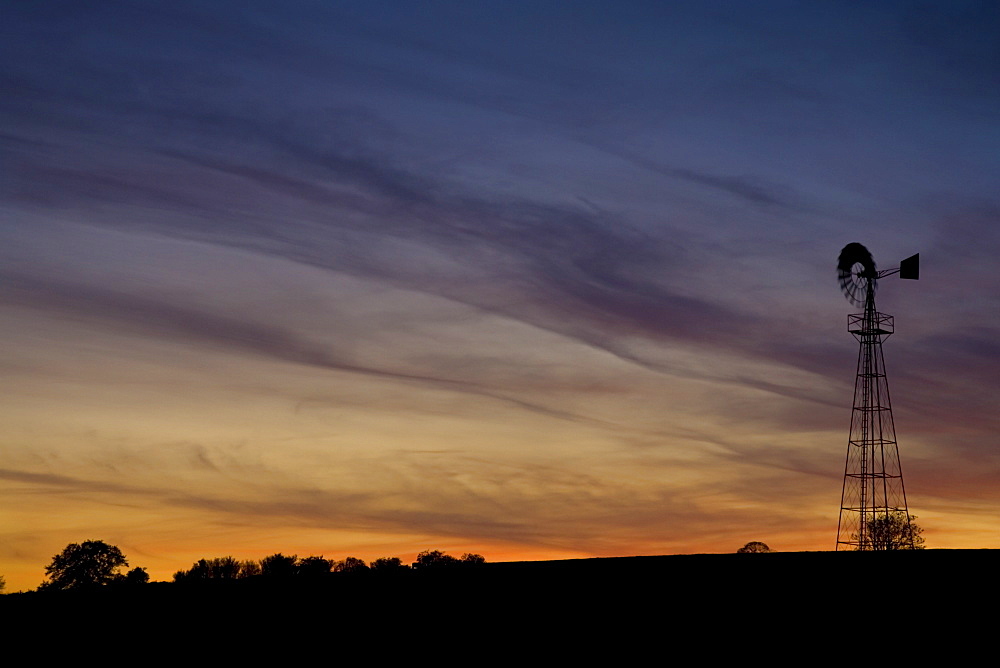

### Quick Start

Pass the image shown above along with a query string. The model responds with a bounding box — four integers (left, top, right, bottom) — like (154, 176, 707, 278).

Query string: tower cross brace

(836, 278, 915, 550)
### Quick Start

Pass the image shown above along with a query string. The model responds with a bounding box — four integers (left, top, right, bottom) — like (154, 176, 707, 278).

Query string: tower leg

(836, 298, 914, 550)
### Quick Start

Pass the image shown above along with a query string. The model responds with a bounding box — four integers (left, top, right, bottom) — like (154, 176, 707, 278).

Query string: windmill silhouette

(835, 243, 919, 550)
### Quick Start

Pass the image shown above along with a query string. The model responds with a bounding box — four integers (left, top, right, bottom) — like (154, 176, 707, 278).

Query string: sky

(2, 1, 998, 591)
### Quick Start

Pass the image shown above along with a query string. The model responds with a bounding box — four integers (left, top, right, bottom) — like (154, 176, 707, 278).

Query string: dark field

(6, 550, 995, 630)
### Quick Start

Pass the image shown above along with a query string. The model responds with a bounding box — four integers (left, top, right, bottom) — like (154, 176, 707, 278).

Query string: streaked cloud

(2, 1, 998, 590)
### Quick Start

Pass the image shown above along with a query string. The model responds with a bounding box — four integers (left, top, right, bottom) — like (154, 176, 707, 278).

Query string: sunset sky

(2, 1, 998, 591)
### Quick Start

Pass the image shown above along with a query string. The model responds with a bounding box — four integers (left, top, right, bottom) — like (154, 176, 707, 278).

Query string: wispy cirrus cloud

(2, 1, 999, 590)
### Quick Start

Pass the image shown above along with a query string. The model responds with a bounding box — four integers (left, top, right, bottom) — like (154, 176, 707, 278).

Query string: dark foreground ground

(5, 550, 995, 646)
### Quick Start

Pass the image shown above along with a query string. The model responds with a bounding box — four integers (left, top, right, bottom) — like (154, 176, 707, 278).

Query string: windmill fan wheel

(838, 242, 877, 308)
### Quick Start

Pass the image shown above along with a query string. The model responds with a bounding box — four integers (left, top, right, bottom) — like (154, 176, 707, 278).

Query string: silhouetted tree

(737, 541, 773, 553)
(173, 559, 209, 582)
(260, 553, 298, 577)
(460, 553, 487, 564)
(174, 557, 242, 581)
(853, 513, 925, 550)
(413, 550, 460, 569)
(0, 574, 5, 593)
(117, 567, 149, 585)
(370, 557, 408, 573)
(333, 556, 369, 574)
(298, 556, 332, 577)
(239, 559, 261, 578)
(40, 540, 129, 590)
(207, 556, 242, 579)
(173, 567, 192, 582)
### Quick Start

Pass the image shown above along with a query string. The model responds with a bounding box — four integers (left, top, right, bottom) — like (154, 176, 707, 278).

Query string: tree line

(21, 541, 487, 591)
(172, 549, 486, 582)
(8, 514, 924, 592)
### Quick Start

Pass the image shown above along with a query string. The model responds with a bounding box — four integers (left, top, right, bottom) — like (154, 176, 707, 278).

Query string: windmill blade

(837, 243, 877, 307)
(838, 242, 876, 277)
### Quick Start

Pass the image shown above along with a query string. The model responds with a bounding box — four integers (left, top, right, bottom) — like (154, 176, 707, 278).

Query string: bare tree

(853, 513, 925, 550)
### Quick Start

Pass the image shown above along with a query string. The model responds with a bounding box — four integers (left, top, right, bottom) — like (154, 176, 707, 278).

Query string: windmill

(835, 243, 919, 550)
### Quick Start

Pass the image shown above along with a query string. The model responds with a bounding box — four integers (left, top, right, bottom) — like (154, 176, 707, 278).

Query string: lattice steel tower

(835, 243, 919, 550)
